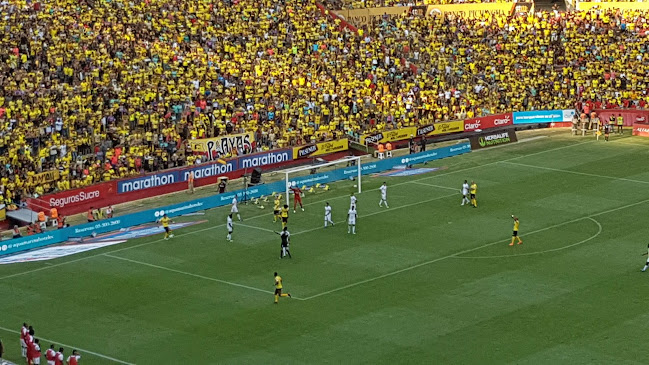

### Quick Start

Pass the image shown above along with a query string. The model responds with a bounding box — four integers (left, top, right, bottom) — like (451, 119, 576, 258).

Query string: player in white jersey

(226, 214, 233, 242)
(231, 196, 242, 221)
(324, 202, 334, 227)
(350, 192, 357, 209)
(379, 182, 389, 208)
(461, 180, 471, 206)
(347, 206, 358, 234)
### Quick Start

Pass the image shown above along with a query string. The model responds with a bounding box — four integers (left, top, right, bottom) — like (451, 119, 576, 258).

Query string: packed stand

(0, 0, 351, 203)
(1, 0, 649, 207)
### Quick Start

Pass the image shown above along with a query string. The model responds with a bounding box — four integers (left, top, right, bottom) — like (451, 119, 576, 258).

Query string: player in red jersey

(25, 328, 34, 364)
(290, 186, 304, 213)
(46, 344, 56, 365)
(20, 323, 28, 359)
(54, 348, 64, 365)
(31, 338, 41, 365)
(67, 350, 80, 365)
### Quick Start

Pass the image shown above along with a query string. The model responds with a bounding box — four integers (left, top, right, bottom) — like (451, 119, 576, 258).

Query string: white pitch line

(502, 161, 649, 185)
(236, 222, 278, 234)
(410, 181, 460, 191)
(301, 196, 649, 300)
(103, 254, 306, 300)
(0, 325, 135, 364)
(454, 217, 602, 259)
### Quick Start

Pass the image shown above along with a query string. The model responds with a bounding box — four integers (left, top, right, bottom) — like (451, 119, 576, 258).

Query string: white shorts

(21, 338, 26, 347)
(231, 206, 238, 213)
(47, 361, 55, 365)
(348, 219, 356, 225)
(325, 214, 332, 221)
(33, 357, 41, 365)
(381, 194, 387, 200)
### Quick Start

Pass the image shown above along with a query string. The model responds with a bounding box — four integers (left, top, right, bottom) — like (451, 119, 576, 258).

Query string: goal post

(283, 156, 362, 202)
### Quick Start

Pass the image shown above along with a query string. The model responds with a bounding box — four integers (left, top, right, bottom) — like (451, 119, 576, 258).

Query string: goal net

(282, 156, 362, 203)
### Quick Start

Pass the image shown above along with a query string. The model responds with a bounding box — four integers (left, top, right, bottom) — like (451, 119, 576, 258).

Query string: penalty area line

(0, 325, 135, 364)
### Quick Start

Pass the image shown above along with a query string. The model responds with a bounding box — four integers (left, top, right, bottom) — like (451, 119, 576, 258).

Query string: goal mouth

(282, 156, 363, 203)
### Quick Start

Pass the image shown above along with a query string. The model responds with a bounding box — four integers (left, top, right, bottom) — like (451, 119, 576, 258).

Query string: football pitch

(2, 131, 649, 364)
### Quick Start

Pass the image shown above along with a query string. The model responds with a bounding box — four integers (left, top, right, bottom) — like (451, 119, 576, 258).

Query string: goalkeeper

(290, 186, 305, 213)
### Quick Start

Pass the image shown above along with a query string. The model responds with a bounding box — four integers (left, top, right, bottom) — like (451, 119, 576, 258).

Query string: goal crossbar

(284, 156, 362, 202)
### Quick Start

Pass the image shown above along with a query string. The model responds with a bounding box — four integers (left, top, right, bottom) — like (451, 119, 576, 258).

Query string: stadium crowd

(0, 0, 648, 206)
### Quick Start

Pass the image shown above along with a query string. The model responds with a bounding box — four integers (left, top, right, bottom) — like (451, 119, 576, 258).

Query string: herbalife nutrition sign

(470, 130, 518, 150)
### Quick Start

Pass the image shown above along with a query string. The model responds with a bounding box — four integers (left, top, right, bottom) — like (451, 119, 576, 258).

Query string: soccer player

(461, 180, 470, 206)
(231, 196, 242, 221)
(20, 322, 28, 359)
(347, 205, 358, 234)
(273, 272, 291, 303)
(641, 244, 649, 272)
(324, 202, 334, 227)
(25, 328, 34, 365)
(159, 214, 174, 240)
(54, 348, 64, 365)
(379, 182, 389, 208)
(46, 344, 56, 365)
(291, 186, 304, 213)
(280, 204, 289, 229)
(350, 192, 357, 209)
(509, 215, 523, 246)
(470, 181, 478, 208)
(273, 195, 281, 223)
(604, 123, 611, 142)
(226, 214, 233, 242)
(31, 338, 41, 365)
(66, 350, 80, 365)
(275, 227, 292, 259)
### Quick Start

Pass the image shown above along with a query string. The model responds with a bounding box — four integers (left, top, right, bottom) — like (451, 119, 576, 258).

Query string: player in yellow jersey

(158, 214, 175, 240)
(509, 215, 522, 246)
(280, 204, 289, 229)
(273, 195, 282, 223)
(470, 181, 478, 208)
(273, 271, 291, 303)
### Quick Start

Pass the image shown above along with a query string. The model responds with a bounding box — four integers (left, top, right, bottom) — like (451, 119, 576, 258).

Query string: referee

(275, 227, 292, 259)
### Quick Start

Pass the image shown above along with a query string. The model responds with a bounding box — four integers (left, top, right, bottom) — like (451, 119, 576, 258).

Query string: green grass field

(2, 131, 649, 364)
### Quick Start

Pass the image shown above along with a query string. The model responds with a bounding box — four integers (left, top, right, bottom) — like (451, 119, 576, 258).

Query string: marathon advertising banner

(293, 139, 349, 159)
(189, 132, 255, 161)
(427, 2, 514, 16)
(470, 130, 518, 150)
(464, 113, 513, 132)
(632, 124, 649, 137)
(29, 170, 61, 185)
(117, 148, 293, 194)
